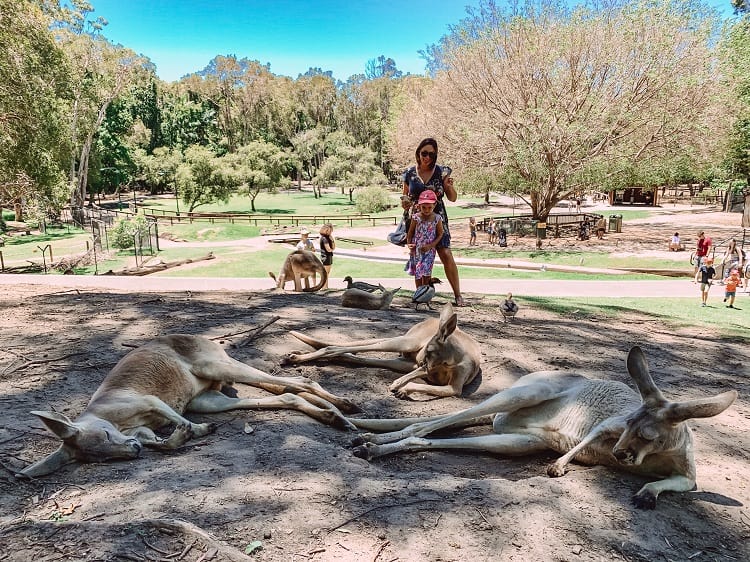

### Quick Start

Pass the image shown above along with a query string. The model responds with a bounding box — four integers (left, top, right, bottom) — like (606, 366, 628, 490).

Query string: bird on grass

(500, 293, 519, 322)
(343, 276, 381, 292)
(412, 278, 442, 311)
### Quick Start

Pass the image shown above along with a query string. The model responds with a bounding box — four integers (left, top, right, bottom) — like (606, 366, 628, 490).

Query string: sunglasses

(420, 150, 436, 158)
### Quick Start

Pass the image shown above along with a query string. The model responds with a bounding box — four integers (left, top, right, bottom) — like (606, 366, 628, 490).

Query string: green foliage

(354, 186, 390, 213)
(223, 141, 290, 210)
(176, 145, 230, 212)
(111, 214, 150, 249)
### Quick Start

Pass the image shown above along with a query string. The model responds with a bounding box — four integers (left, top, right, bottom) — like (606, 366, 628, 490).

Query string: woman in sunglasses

(402, 137, 466, 307)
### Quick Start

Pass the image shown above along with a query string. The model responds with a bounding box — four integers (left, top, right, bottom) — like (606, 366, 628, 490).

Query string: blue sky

(89, 0, 486, 82)
(89, 0, 736, 83)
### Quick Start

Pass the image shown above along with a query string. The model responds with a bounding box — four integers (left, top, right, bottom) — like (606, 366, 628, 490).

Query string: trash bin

(609, 214, 623, 233)
(536, 222, 547, 239)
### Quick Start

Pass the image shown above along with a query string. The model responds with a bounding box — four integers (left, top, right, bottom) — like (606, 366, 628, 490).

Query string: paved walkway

(2, 272, 738, 298)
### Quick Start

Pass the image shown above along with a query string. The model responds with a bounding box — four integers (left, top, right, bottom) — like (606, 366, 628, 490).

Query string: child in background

(695, 257, 715, 307)
(406, 190, 444, 289)
(318, 223, 335, 289)
(296, 227, 314, 252)
(469, 217, 477, 246)
(724, 267, 741, 308)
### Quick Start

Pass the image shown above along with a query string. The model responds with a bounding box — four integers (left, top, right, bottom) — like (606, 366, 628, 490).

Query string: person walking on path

(402, 138, 466, 306)
(406, 190, 444, 289)
(724, 267, 741, 308)
(695, 257, 715, 307)
(694, 231, 712, 275)
(720, 238, 743, 282)
(318, 223, 335, 289)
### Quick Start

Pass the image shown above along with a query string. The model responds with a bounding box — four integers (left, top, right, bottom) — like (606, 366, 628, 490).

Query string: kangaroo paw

(631, 490, 657, 510)
(352, 443, 377, 461)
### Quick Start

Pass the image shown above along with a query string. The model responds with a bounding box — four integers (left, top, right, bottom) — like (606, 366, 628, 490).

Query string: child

(296, 227, 314, 252)
(695, 257, 715, 307)
(724, 266, 741, 308)
(469, 217, 477, 246)
(406, 190, 444, 288)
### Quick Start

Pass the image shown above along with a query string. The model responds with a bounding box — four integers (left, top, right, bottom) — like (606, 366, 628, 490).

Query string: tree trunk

(14, 201, 22, 221)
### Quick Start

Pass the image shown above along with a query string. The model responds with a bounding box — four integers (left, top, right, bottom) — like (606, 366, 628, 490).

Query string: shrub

(111, 214, 151, 249)
(354, 186, 390, 214)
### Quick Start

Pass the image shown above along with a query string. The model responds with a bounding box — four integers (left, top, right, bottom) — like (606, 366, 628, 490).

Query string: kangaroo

(269, 250, 327, 292)
(283, 303, 481, 399)
(341, 285, 400, 310)
(19, 334, 358, 478)
(348, 346, 737, 509)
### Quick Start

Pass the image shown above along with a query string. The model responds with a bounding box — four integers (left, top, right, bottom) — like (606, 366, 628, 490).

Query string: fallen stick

(234, 316, 280, 348)
(141, 518, 250, 562)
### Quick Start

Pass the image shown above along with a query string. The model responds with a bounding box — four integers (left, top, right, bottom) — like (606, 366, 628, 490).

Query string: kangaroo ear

(17, 445, 76, 478)
(438, 305, 458, 342)
(31, 411, 80, 441)
(665, 391, 737, 423)
(626, 346, 665, 406)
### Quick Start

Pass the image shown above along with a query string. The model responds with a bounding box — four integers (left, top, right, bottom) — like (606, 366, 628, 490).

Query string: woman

(402, 138, 465, 306)
(319, 223, 335, 289)
(721, 238, 743, 281)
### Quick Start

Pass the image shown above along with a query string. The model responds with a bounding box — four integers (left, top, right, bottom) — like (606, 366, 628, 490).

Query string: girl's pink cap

(417, 190, 437, 205)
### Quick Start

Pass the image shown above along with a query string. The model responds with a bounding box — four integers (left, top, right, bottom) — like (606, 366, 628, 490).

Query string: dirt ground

(0, 279, 748, 561)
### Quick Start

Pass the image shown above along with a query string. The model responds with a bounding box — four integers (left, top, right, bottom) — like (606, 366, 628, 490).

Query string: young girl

(406, 190, 444, 288)
(319, 223, 335, 289)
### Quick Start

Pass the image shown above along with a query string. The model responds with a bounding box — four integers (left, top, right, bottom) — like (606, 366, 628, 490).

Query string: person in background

(724, 266, 741, 308)
(694, 231, 712, 275)
(469, 217, 477, 246)
(695, 257, 715, 307)
(402, 137, 465, 306)
(296, 227, 314, 252)
(319, 223, 335, 289)
(721, 238, 743, 282)
(595, 216, 607, 240)
(669, 232, 684, 252)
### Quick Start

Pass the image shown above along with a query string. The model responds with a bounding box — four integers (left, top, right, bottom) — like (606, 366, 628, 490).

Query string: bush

(111, 214, 151, 249)
(354, 186, 390, 214)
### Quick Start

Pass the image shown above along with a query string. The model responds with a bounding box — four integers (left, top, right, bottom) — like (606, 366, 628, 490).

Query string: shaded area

(0, 287, 747, 561)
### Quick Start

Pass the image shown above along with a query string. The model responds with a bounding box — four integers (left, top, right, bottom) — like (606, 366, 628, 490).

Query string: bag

(388, 217, 408, 246)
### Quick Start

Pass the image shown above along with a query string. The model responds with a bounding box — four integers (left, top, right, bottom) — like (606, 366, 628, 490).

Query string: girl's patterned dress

(407, 213, 440, 278)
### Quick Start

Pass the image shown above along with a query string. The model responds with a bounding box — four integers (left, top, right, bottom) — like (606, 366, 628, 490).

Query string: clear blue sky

(89, 0, 737, 83)
(89, 0, 486, 82)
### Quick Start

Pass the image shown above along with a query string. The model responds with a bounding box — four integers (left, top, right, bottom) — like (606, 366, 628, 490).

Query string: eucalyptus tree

(0, 0, 70, 220)
(395, 0, 730, 220)
(222, 141, 290, 211)
(175, 145, 229, 212)
(722, 16, 750, 184)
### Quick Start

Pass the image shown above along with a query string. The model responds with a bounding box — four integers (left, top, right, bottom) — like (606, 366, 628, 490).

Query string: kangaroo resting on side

(283, 303, 481, 399)
(269, 250, 327, 292)
(19, 335, 359, 478)
(348, 346, 737, 509)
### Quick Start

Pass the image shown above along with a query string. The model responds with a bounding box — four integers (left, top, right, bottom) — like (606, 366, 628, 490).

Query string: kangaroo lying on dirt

(342, 285, 400, 310)
(269, 250, 327, 292)
(348, 346, 737, 509)
(284, 303, 481, 399)
(19, 334, 358, 478)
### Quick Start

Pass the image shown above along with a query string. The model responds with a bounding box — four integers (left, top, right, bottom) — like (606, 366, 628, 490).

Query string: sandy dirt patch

(0, 285, 747, 562)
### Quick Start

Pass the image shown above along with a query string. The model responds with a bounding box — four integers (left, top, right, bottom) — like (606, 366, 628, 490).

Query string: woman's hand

(443, 176, 457, 202)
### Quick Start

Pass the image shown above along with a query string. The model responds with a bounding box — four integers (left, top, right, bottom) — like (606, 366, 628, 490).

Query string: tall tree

(223, 141, 289, 211)
(398, 0, 730, 220)
(0, 0, 70, 219)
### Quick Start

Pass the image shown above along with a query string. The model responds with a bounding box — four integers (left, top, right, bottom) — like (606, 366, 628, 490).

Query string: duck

(343, 276, 381, 293)
(500, 293, 519, 322)
(412, 278, 442, 311)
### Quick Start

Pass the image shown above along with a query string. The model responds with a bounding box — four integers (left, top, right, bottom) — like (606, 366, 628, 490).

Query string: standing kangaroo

(283, 303, 481, 399)
(19, 335, 358, 478)
(269, 250, 327, 292)
(348, 346, 736, 509)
